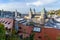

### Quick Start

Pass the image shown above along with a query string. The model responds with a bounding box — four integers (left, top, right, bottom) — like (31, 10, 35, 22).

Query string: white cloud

(27, 1, 43, 7)
(0, 2, 29, 13)
(26, 0, 58, 7)
(0, 0, 59, 13)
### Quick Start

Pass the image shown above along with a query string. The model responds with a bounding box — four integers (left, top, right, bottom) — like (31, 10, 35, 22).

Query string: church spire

(15, 9, 18, 18)
(41, 8, 47, 18)
(33, 8, 36, 14)
(40, 8, 47, 25)
(30, 8, 32, 13)
(29, 8, 33, 19)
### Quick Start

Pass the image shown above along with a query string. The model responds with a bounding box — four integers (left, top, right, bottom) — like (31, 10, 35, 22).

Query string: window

(19, 27, 22, 29)
(33, 27, 41, 32)
(5, 21, 7, 24)
(2, 20, 5, 23)
(8, 22, 11, 25)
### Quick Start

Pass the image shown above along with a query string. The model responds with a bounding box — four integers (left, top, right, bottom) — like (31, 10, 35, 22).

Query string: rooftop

(45, 16, 60, 29)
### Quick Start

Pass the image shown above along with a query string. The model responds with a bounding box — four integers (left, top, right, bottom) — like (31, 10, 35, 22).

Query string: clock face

(33, 27, 41, 32)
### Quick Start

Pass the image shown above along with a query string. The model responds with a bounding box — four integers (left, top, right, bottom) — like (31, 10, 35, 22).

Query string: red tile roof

(0, 18, 13, 29)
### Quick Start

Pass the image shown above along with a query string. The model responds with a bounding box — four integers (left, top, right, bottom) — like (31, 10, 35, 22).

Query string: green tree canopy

(0, 23, 5, 40)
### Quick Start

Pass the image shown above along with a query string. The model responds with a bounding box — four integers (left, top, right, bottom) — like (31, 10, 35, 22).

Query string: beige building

(24, 8, 47, 25)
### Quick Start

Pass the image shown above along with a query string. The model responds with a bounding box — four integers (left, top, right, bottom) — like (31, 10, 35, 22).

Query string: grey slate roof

(45, 18, 60, 29)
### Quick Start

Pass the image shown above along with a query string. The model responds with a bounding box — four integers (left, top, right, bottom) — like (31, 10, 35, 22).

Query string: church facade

(24, 8, 47, 25)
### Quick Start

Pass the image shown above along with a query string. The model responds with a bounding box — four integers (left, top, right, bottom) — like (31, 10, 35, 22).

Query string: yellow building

(24, 8, 47, 25)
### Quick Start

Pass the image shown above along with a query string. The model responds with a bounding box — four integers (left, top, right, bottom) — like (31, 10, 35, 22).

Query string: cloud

(27, 1, 43, 7)
(0, 0, 59, 13)
(0, 0, 31, 13)
(0, 2, 29, 13)
(26, 0, 58, 7)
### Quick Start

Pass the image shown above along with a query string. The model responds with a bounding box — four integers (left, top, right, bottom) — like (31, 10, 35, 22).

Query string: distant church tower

(33, 8, 36, 15)
(15, 10, 18, 18)
(40, 8, 47, 25)
(29, 8, 33, 19)
(41, 8, 47, 19)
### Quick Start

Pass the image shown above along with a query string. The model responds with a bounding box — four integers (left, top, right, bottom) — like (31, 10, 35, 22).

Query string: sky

(0, 0, 60, 14)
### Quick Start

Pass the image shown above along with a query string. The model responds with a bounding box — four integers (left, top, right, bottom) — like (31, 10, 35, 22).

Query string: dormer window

(33, 27, 41, 32)
(5, 21, 8, 24)
(8, 22, 11, 25)
(2, 20, 5, 23)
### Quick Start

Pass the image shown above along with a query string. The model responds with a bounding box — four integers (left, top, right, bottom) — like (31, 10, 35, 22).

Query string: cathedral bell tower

(29, 8, 33, 19)
(33, 8, 36, 15)
(40, 8, 47, 25)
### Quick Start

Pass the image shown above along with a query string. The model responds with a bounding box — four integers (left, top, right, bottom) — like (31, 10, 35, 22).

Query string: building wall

(18, 24, 60, 40)
(0, 18, 14, 31)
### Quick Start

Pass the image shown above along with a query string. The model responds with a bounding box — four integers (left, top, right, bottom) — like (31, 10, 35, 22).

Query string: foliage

(0, 23, 5, 33)
(48, 12, 55, 15)
(0, 22, 35, 40)
(29, 22, 34, 26)
(9, 28, 20, 40)
(12, 28, 17, 35)
(56, 33, 60, 40)
(29, 33, 35, 40)
(23, 33, 35, 40)
(0, 23, 5, 40)
(9, 35, 20, 40)
(48, 9, 60, 16)
(56, 36, 60, 40)
(0, 23, 20, 40)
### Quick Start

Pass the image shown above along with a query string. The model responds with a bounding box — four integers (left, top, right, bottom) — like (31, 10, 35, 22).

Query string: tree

(0, 23, 5, 40)
(23, 32, 35, 40)
(29, 22, 34, 26)
(29, 33, 35, 40)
